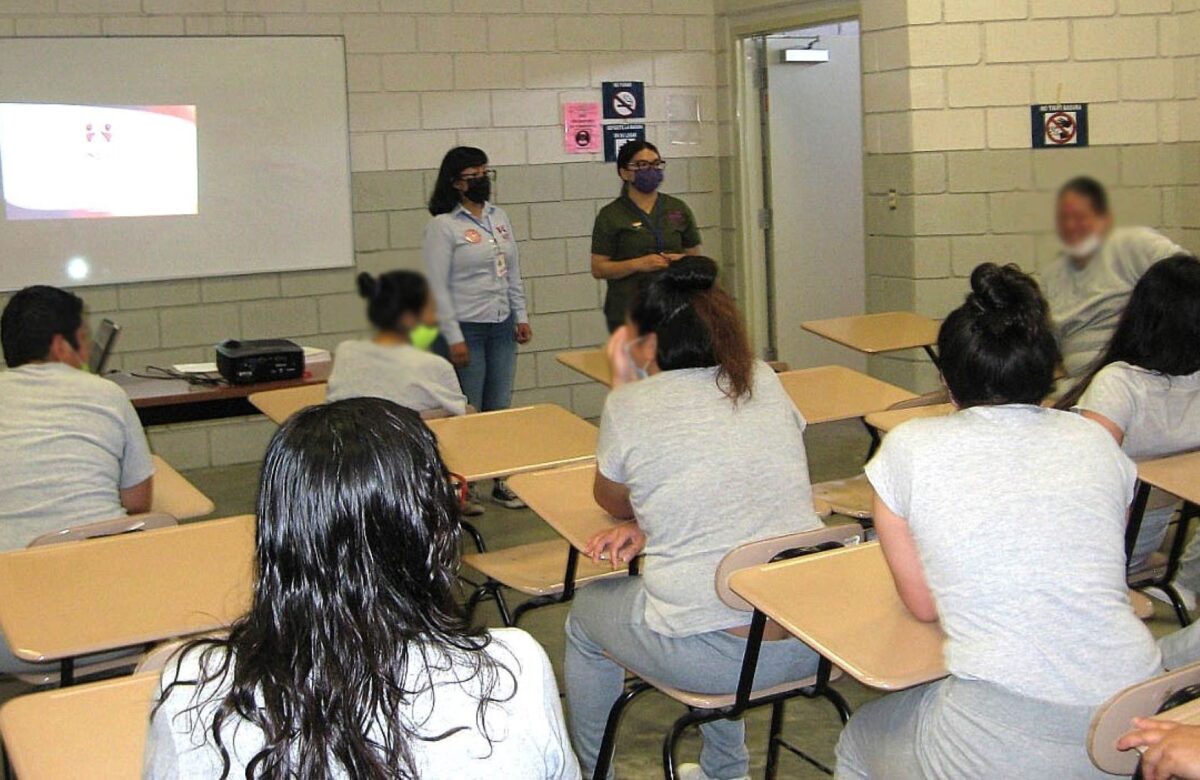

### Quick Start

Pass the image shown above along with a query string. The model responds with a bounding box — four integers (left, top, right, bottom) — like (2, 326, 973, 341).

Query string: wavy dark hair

(428, 146, 487, 216)
(357, 271, 430, 334)
(629, 256, 754, 401)
(154, 398, 509, 779)
(939, 263, 1059, 408)
(1058, 254, 1200, 409)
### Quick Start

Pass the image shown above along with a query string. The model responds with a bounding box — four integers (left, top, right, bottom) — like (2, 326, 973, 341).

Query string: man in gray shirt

(0, 286, 154, 552)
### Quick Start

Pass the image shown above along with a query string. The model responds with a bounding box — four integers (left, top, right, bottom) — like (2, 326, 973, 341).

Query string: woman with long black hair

(423, 146, 531, 509)
(144, 398, 578, 779)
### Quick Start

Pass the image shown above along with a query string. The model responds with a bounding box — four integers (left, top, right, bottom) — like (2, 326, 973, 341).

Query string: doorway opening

(736, 19, 866, 370)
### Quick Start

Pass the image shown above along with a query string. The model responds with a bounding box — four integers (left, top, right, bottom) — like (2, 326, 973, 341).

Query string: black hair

(629, 256, 754, 401)
(1058, 254, 1200, 408)
(154, 398, 511, 779)
(428, 146, 488, 216)
(1058, 176, 1110, 215)
(615, 140, 660, 193)
(1, 285, 85, 368)
(357, 271, 430, 334)
(938, 263, 1059, 408)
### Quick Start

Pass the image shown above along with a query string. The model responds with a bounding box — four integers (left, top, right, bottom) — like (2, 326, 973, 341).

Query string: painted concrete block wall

(855, 0, 1200, 390)
(0, 0, 721, 467)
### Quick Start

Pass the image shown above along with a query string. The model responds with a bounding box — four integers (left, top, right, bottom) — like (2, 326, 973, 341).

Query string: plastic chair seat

(462, 540, 627, 596)
(812, 475, 874, 520)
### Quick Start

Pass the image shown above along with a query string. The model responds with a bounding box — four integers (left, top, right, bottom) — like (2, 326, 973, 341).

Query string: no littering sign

(1031, 103, 1089, 148)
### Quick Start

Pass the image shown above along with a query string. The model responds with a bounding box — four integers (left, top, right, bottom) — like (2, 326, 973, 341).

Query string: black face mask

(463, 177, 491, 205)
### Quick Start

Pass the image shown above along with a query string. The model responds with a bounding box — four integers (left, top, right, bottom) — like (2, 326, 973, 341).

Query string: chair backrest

(1088, 660, 1200, 774)
(136, 631, 230, 675)
(887, 388, 950, 411)
(27, 512, 178, 548)
(715, 523, 865, 611)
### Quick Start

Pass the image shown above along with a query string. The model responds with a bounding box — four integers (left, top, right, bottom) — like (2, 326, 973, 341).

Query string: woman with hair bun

(564, 256, 826, 780)
(326, 270, 467, 418)
(836, 263, 1161, 778)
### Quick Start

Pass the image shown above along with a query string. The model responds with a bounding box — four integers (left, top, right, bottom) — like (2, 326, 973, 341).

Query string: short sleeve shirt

(864, 405, 1161, 705)
(1075, 361, 1200, 460)
(596, 363, 823, 637)
(591, 193, 701, 328)
(0, 362, 155, 551)
(326, 340, 468, 416)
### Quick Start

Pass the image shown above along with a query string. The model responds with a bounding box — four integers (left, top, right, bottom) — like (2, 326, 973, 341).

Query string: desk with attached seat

(802, 312, 940, 363)
(149, 455, 214, 520)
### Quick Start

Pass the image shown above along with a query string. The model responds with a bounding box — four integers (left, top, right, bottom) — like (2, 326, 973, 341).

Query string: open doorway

(737, 19, 866, 370)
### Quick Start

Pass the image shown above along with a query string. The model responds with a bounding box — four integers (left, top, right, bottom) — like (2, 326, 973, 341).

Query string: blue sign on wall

(1031, 103, 1089, 148)
(603, 124, 645, 163)
(602, 81, 645, 120)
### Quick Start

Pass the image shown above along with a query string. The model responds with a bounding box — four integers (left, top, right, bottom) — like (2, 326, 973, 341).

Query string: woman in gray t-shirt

(838, 264, 1161, 779)
(563, 257, 826, 780)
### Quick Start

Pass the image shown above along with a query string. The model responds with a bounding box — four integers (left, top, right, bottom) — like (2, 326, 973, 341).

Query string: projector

(215, 339, 304, 385)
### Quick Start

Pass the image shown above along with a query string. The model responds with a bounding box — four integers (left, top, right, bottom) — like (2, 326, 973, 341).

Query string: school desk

(149, 455, 214, 520)
(1138, 450, 1200, 507)
(778, 366, 916, 426)
(426, 404, 598, 482)
(556, 349, 613, 388)
(0, 671, 158, 779)
(730, 541, 947, 691)
(112, 357, 332, 427)
(506, 463, 620, 550)
(802, 312, 941, 361)
(863, 402, 956, 433)
(248, 382, 328, 425)
(0, 515, 254, 685)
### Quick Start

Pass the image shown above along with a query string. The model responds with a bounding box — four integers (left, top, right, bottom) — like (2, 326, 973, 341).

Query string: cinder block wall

(857, 0, 1200, 390)
(0, 0, 721, 467)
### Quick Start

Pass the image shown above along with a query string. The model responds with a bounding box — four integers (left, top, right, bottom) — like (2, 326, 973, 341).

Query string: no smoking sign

(602, 81, 645, 120)
(1031, 103, 1089, 148)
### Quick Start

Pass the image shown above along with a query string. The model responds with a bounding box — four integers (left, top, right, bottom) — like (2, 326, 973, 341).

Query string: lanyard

(626, 195, 665, 253)
(461, 208, 496, 240)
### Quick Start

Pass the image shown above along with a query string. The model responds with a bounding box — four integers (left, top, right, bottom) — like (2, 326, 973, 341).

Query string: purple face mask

(631, 167, 664, 194)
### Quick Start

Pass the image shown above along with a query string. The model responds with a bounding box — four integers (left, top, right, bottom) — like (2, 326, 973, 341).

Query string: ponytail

(630, 256, 754, 401)
(357, 270, 430, 334)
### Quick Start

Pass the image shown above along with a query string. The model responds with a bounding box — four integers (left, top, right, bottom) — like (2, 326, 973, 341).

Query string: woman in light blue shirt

(423, 146, 531, 508)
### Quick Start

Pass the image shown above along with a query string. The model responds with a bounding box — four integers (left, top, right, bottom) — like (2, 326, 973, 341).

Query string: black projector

(215, 338, 304, 385)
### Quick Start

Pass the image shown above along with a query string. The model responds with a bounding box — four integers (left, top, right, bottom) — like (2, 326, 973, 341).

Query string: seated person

(1118, 718, 1200, 780)
(145, 397, 579, 779)
(564, 257, 827, 780)
(1059, 254, 1200, 575)
(1042, 176, 1184, 379)
(326, 271, 467, 417)
(0, 285, 154, 552)
(836, 263, 1162, 779)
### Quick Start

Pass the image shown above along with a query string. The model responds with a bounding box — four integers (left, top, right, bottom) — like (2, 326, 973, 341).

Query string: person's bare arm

(873, 495, 938, 622)
(593, 471, 634, 520)
(591, 253, 668, 280)
(1080, 409, 1126, 446)
(120, 477, 153, 515)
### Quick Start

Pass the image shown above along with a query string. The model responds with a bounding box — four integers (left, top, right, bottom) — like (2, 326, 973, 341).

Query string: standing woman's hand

(449, 341, 470, 368)
(515, 322, 533, 344)
(637, 253, 671, 273)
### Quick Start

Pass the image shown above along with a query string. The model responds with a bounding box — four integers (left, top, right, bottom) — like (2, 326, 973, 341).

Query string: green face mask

(410, 324, 439, 351)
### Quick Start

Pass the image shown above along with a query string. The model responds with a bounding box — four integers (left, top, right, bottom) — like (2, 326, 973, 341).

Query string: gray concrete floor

(6, 419, 1181, 779)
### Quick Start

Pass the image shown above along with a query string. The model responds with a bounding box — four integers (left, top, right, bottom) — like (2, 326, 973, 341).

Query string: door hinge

(757, 208, 772, 230)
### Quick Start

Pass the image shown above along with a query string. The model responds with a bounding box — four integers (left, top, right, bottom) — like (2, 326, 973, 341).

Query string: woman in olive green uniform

(590, 141, 702, 332)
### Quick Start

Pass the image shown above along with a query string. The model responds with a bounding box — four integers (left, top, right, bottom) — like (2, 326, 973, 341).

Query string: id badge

(495, 245, 508, 278)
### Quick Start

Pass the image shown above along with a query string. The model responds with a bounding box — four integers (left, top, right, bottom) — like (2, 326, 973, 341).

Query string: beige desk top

(1161, 697, 1200, 725)
(802, 312, 940, 355)
(150, 455, 214, 521)
(729, 542, 947, 691)
(557, 349, 612, 388)
(0, 672, 157, 779)
(249, 382, 328, 425)
(0, 515, 254, 663)
(864, 403, 956, 433)
(507, 464, 621, 551)
(779, 366, 916, 425)
(426, 404, 598, 482)
(1138, 450, 1200, 505)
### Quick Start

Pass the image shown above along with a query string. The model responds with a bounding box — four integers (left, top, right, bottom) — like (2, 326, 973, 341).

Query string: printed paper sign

(563, 102, 602, 154)
(1031, 103, 1089, 148)
(603, 123, 645, 163)
(602, 82, 645, 120)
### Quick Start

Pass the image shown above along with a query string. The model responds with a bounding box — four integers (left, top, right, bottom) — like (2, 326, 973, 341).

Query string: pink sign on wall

(563, 102, 602, 154)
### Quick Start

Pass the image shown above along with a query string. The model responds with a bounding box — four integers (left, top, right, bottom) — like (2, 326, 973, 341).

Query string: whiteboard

(0, 36, 354, 290)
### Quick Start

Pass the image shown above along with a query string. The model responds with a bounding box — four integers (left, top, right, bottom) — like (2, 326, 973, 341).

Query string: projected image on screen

(0, 103, 198, 220)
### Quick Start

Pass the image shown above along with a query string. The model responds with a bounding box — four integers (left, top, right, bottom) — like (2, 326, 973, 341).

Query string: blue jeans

(456, 315, 517, 413)
(565, 577, 821, 780)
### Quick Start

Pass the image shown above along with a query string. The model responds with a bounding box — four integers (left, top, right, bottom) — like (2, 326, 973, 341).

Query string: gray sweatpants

(564, 576, 820, 780)
(835, 676, 1109, 779)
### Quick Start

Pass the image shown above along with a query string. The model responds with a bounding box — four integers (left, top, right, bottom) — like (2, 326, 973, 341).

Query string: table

(730, 542, 947, 691)
(0, 515, 254, 683)
(110, 358, 332, 426)
(557, 349, 612, 388)
(427, 404, 598, 482)
(0, 672, 158, 778)
(150, 455, 214, 520)
(802, 312, 940, 360)
(506, 464, 620, 550)
(249, 382, 328, 425)
(778, 366, 916, 425)
(864, 402, 955, 433)
(1138, 450, 1200, 505)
